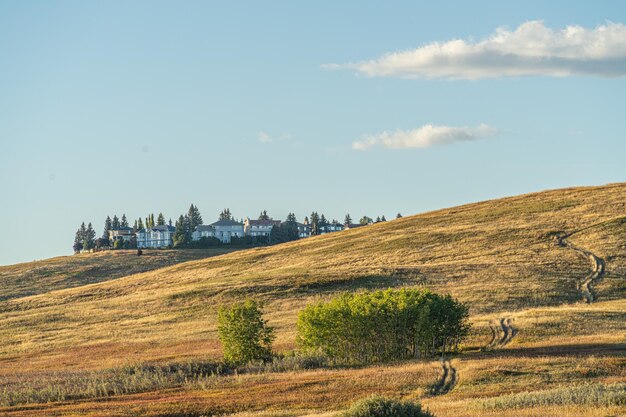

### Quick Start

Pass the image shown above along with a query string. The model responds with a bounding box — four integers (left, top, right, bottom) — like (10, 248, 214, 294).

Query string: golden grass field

(0, 183, 625, 416)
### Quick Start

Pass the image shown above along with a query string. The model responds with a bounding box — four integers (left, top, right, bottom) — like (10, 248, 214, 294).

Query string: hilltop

(0, 183, 625, 416)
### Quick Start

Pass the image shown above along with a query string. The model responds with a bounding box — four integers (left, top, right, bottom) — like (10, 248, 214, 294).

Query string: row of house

(109, 217, 367, 249)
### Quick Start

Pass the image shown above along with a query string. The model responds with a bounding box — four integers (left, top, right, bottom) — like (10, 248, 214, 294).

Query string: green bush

(217, 299, 275, 365)
(297, 289, 470, 365)
(340, 396, 434, 417)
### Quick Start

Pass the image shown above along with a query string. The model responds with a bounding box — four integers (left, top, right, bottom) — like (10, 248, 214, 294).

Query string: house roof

(138, 225, 175, 233)
(248, 219, 281, 226)
(194, 225, 215, 232)
(111, 227, 133, 231)
(211, 219, 243, 227)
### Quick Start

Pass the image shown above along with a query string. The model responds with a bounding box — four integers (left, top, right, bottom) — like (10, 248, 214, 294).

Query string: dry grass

(0, 183, 625, 416)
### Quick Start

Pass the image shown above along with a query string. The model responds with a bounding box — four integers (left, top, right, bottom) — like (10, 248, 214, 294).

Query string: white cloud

(328, 21, 626, 79)
(258, 131, 272, 143)
(353, 124, 498, 150)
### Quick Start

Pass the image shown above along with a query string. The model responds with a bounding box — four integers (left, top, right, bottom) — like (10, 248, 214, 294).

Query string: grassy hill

(0, 183, 625, 417)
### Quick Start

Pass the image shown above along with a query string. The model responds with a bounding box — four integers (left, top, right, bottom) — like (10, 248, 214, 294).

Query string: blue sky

(1, 1, 625, 265)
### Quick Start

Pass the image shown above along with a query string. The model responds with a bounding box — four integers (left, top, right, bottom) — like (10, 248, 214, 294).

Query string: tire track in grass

(431, 360, 457, 396)
(556, 233, 606, 303)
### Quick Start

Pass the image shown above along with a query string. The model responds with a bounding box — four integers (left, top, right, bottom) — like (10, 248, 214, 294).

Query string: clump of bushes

(340, 396, 434, 417)
(296, 288, 470, 365)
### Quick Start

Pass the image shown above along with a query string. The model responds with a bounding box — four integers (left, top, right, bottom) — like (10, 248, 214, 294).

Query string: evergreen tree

(381, 215, 387, 222)
(309, 212, 320, 235)
(303, 216, 309, 225)
(150, 214, 155, 228)
(103, 216, 112, 239)
(187, 204, 203, 229)
(120, 214, 129, 228)
(137, 218, 144, 230)
(173, 215, 187, 247)
(320, 214, 328, 226)
(286, 213, 297, 223)
(73, 224, 85, 253)
(112, 215, 120, 230)
(219, 208, 233, 221)
(157, 212, 165, 226)
(168, 218, 173, 226)
(258, 210, 270, 220)
(85, 222, 96, 250)
(133, 220, 138, 232)
(396, 213, 403, 219)
(344, 214, 352, 225)
(375, 216, 381, 223)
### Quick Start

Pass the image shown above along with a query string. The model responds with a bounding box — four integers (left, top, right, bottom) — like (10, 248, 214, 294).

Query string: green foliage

(270, 222, 299, 244)
(296, 289, 470, 365)
(187, 204, 203, 229)
(340, 396, 434, 417)
(360, 216, 373, 225)
(157, 213, 165, 226)
(217, 299, 275, 365)
(258, 210, 270, 220)
(219, 208, 233, 221)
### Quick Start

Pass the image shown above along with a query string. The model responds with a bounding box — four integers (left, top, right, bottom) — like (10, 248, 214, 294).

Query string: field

(0, 183, 625, 416)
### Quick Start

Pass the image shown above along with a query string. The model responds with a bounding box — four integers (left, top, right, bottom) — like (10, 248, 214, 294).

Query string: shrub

(217, 299, 275, 365)
(297, 288, 470, 365)
(340, 396, 434, 417)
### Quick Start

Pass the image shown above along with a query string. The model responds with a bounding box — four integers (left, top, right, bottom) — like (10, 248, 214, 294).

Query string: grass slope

(0, 248, 238, 302)
(0, 183, 625, 416)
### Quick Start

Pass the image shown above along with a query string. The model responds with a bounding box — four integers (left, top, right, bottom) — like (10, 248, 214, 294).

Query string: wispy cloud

(327, 21, 626, 79)
(258, 131, 272, 143)
(353, 124, 498, 151)
(258, 132, 292, 144)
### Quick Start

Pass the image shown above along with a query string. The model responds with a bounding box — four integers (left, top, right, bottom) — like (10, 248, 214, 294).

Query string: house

(296, 222, 311, 238)
(211, 219, 244, 243)
(192, 224, 216, 241)
(108, 227, 135, 242)
(343, 223, 367, 230)
(319, 221, 344, 234)
(244, 218, 282, 238)
(136, 225, 176, 248)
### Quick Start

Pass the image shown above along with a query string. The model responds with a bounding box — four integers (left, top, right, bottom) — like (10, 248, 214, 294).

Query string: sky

(1, 0, 626, 265)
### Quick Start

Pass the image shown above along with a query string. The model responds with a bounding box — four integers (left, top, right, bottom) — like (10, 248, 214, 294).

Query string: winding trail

(486, 317, 517, 349)
(431, 360, 457, 396)
(556, 233, 606, 303)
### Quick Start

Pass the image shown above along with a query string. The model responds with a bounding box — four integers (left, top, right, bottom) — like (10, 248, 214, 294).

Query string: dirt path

(431, 360, 457, 396)
(556, 233, 606, 303)
(486, 317, 517, 349)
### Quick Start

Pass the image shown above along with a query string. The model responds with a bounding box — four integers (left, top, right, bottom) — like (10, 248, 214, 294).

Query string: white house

(108, 227, 135, 242)
(192, 224, 216, 241)
(211, 219, 244, 243)
(244, 218, 281, 238)
(136, 225, 176, 248)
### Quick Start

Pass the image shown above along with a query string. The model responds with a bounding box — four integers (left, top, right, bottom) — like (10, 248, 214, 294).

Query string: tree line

(74, 205, 403, 252)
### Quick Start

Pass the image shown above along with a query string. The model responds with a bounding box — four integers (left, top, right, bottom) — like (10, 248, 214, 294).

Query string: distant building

(211, 219, 244, 243)
(136, 225, 176, 248)
(244, 218, 282, 238)
(296, 222, 312, 238)
(108, 227, 135, 242)
(192, 224, 216, 241)
(319, 221, 344, 234)
(343, 223, 367, 230)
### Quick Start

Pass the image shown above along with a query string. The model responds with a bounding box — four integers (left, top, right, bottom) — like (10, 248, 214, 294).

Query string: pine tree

(85, 222, 96, 250)
(258, 210, 270, 220)
(396, 213, 402, 219)
(112, 215, 120, 230)
(286, 213, 297, 223)
(73, 224, 85, 253)
(157, 212, 165, 226)
(344, 214, 352, 225)
(310, 212, 320, 235)
(121, 214, 129, 228)
(103, 216, 112, 239)
(187, 204, 203, 229)
(219, 208, 233, 221)
(173, 215, 187, 247)
(137, 218, 144, 230)
(375, 216, 381, 223)
(149, 214, 155, 228)
(168, 218, 173, 226)
(320, 214, 328, 226)
(381, 215, 387, 222)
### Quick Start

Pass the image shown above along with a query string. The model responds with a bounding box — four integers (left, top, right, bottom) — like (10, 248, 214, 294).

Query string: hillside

(0, 248, 238, 301)
(0, 183, 625, 417)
